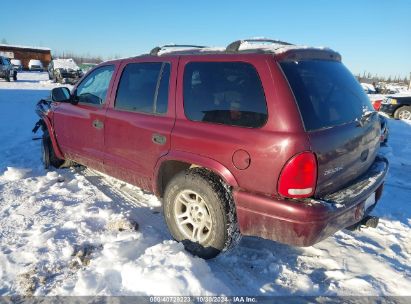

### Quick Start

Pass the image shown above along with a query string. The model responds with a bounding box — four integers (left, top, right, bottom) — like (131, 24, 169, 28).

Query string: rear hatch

(280, 58, 380, 197)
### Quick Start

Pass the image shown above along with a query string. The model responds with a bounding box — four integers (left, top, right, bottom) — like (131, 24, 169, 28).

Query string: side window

(76, 65, 114, 105)
(183, 62, 268, 128)
(115, 62, 170, 114)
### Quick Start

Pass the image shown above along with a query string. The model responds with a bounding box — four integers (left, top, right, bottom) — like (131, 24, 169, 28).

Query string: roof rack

(150, 44, 208, 56)
(226, 38, 293, 52)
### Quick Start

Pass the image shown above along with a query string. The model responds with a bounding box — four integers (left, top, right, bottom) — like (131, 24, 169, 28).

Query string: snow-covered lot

(0, 73, 410, 296)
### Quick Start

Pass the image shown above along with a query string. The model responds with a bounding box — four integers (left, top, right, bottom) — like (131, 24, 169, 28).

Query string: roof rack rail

(226, 38, 293, 52)
(150, 44, 208, 56)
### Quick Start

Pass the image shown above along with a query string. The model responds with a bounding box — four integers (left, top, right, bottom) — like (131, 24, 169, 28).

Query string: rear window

(183, 62, 267, 128)
(280, 60, 374, 131)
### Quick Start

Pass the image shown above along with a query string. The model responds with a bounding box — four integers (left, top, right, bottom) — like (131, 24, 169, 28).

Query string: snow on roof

(361, 83, 376, 92)
(156, 46, 225, 56)
(153, 39, 334, 56)
(0, 44, 51, 51)
(237, 40, 331, 54)
(53, 58, 80, 70)
(391, 91, 411, 98)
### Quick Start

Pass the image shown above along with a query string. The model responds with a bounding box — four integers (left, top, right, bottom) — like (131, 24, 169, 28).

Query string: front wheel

(42, 133, 64, 169)
(394, 106, 411, 121)
(163, 168, 240, 259)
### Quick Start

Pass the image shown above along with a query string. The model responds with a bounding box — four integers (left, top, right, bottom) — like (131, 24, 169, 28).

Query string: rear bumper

(234, 156, 388, 246)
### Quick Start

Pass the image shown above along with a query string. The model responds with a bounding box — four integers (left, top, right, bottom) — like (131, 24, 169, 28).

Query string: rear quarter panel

(173, 54, 309, 196)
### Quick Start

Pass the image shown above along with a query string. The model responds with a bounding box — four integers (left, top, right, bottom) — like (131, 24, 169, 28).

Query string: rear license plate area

(364, 193, 376, 211)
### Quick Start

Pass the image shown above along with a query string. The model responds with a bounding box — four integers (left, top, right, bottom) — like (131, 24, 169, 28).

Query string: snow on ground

(0, 71, 65, 90)
(0, 72, 410, 296)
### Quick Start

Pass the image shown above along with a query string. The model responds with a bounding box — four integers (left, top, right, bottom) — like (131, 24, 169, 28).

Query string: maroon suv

(37, 39, 388, 258)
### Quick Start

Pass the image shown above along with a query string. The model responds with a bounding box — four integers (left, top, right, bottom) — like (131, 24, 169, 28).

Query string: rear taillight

(278, 151, 317, 199)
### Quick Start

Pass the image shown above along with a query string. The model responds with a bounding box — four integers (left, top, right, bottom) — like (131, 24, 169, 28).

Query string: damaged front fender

(32, 98, 65, 160)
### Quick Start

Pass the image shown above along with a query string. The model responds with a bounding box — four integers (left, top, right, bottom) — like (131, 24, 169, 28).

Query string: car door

(103, 57, 177, 191)
(53, 64, 117, 170)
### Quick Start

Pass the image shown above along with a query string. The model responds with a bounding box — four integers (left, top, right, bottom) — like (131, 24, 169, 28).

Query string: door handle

(152, 133, 166, 145)
(92, 119, 104, 129)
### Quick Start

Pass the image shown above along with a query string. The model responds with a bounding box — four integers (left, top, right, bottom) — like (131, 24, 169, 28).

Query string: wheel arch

(42, 116, 65, 160)
(153, 151, 239, 198)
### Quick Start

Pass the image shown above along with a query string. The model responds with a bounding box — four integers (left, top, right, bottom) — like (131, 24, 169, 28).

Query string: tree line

(356, 71, 409, 84)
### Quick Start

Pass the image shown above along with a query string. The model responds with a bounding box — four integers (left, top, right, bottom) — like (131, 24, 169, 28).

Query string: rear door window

(115, 62, 170, 114)
(280, 60, 374, 131)
(183, 62, 267, 128)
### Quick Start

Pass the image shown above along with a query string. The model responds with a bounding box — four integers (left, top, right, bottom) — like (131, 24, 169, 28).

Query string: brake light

(278, 151, 317, 199)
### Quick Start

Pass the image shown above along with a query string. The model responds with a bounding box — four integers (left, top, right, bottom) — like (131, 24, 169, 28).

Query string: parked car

(0, 56, 17, 81)
(34, 39, 388, 259)
(48, 58, 84, 84)
(10, 59, 23, 71)
(380, 95, 411, 120)
(78, 62, 97, 73)
(28, 59, 44, 71)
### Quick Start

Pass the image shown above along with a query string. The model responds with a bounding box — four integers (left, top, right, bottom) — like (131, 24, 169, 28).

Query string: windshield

(280, 60, 373, 131)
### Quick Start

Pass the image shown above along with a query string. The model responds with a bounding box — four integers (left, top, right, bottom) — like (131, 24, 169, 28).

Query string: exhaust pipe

(346, 215, 379, 231)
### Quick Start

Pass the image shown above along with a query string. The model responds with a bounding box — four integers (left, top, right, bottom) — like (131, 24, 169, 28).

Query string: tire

(13, 72, 17, 81)
(42, 133, 64, 169)
(163, 168, 240, 259)
(5, 74, 10, 82)
(394, 106, 411, 121)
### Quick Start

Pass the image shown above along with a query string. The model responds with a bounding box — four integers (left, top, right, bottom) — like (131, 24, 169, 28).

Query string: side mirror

(51, 87, 72, 103)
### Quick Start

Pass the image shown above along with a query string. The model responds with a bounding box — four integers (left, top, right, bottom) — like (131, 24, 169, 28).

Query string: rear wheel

(13, 71, 17, 81)
(394, 106, 411, 121)
(42, 133, 64, 169)
(163, 168, 239, 259)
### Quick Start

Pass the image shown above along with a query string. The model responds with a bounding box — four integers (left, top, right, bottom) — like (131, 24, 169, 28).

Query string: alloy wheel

(173, 190, 212, 243)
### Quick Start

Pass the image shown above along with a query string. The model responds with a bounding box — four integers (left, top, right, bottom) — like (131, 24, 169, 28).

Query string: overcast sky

(1, 0, 410, 78)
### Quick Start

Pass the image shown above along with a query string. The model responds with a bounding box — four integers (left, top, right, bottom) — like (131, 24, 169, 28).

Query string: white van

(10, 59, 23, 71)
(28, 59, 44, 71)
